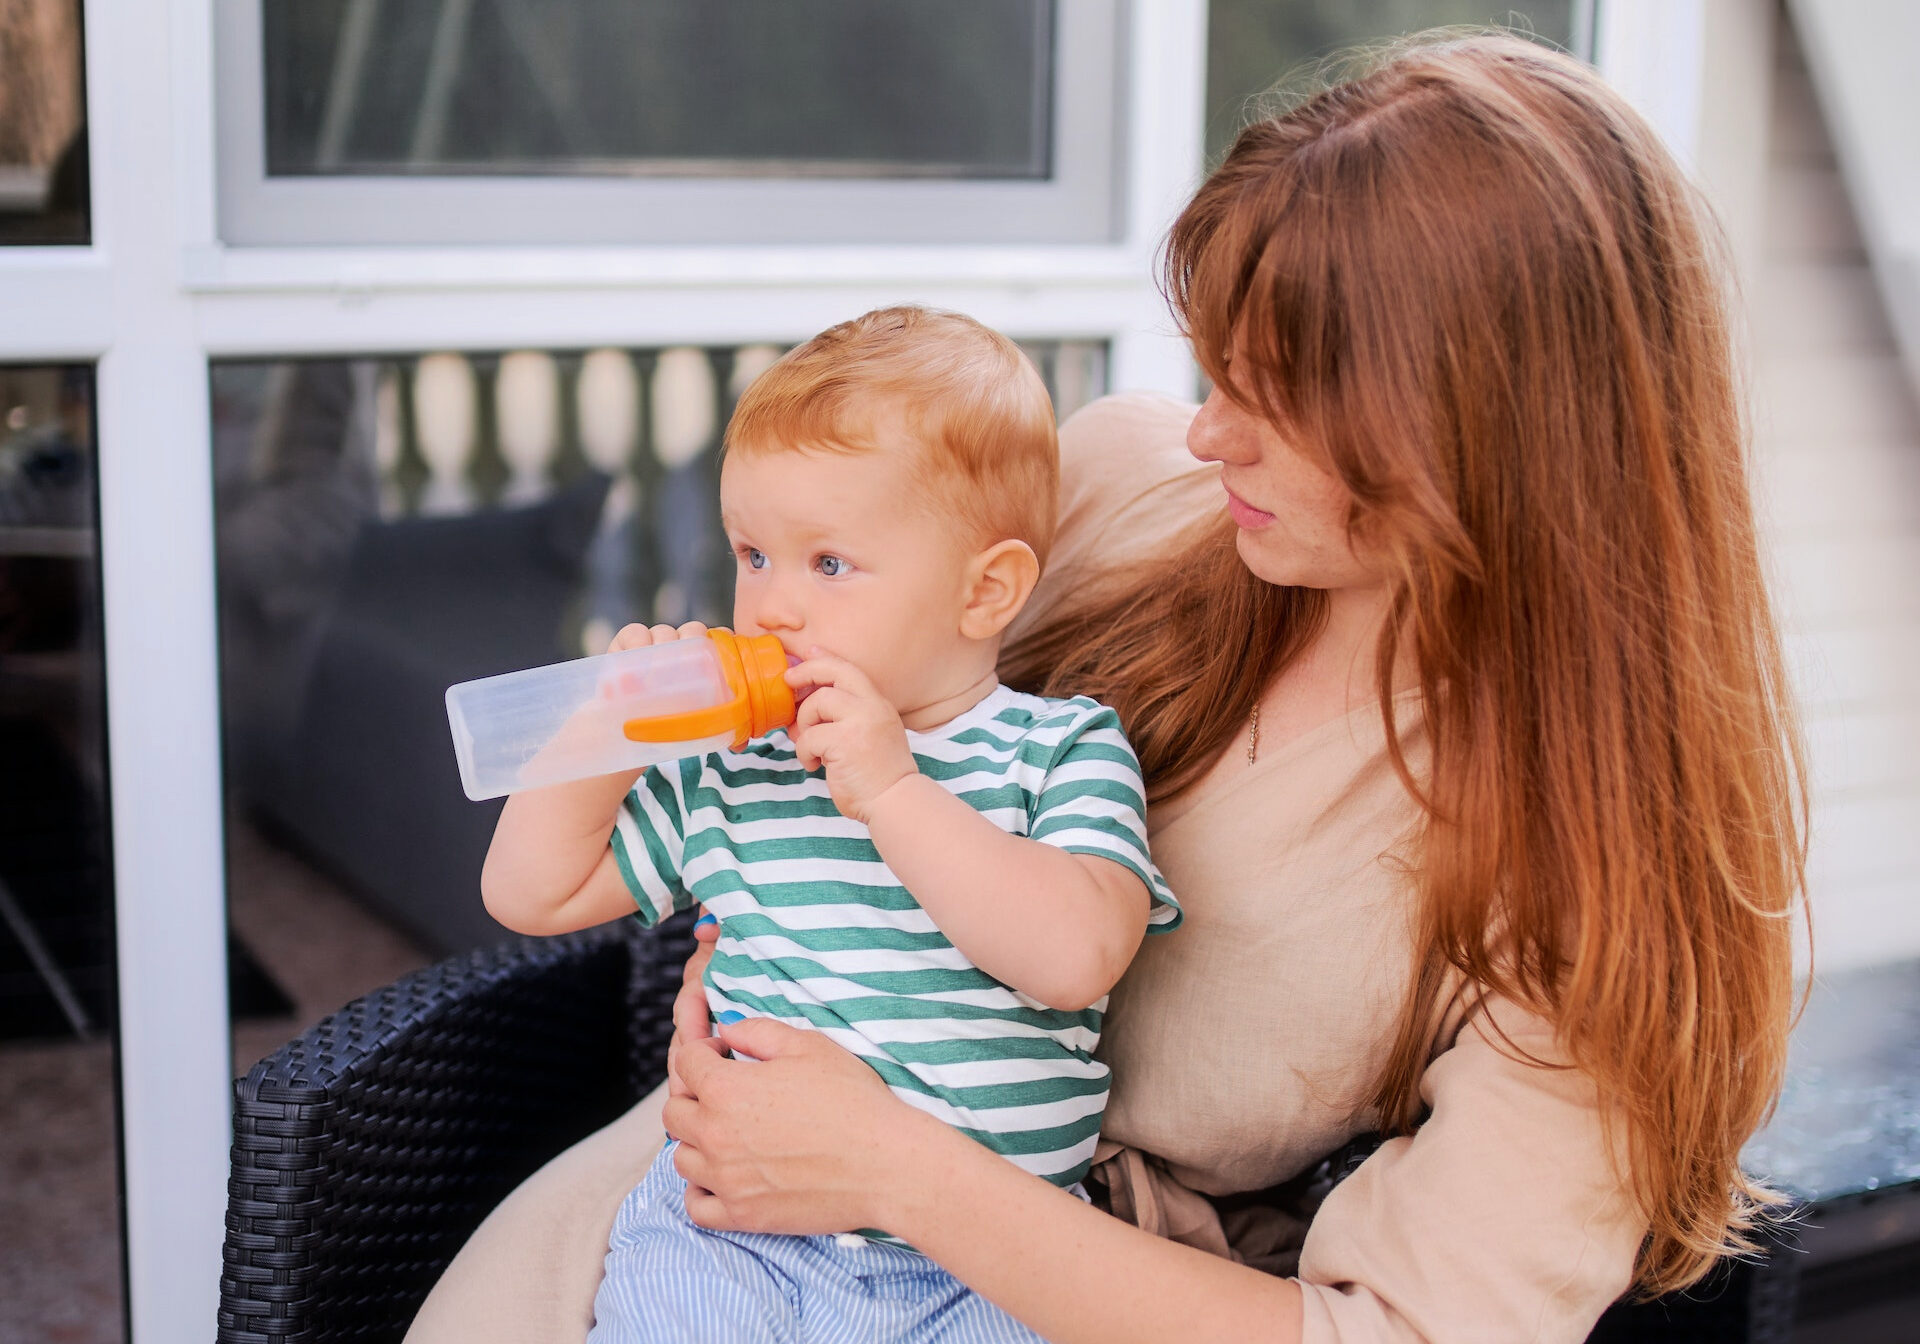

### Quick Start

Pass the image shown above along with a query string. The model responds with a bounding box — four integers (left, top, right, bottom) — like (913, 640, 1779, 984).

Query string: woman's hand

(662, 1017, 928, 1238)
(668, 1016, 1306, 1344)
(665, 911, 722, 1100)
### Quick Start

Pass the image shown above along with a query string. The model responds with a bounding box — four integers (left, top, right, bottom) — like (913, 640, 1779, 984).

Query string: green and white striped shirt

(612, 684, 1179, 1194)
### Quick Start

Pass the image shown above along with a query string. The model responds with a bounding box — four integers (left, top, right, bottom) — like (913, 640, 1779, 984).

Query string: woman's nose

(1186, 387, 1254, 466)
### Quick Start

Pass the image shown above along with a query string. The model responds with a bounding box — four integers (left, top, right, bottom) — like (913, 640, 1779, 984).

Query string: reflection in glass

(0, 0, 89, 244)
(264, 0, 1051, 179)
(1205, 1, 1582, 161)
(214, 341, 1108, 1068)
(0, 365, 121, 1342)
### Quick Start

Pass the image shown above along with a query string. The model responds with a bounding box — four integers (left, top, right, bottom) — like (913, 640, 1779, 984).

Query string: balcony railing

(367, 340, 1109, 648)
(215, 338, 1109, 661)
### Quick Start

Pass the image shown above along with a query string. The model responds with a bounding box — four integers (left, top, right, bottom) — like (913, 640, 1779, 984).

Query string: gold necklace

(1247, 703, 1261, 766)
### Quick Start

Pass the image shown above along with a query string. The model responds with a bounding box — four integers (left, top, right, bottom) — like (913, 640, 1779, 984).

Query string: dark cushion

(251, 473, 612, 953)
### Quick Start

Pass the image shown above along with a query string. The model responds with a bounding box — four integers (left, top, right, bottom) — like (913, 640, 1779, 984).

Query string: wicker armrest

(220, 916, 694, 1344)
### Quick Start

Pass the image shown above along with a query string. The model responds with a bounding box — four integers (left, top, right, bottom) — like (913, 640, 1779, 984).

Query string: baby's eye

(814, 554, 851, 578)
(741, 547, 768, 570)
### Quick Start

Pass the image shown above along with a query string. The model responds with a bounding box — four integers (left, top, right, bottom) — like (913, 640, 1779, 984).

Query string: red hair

(726, 306, 1060, 566)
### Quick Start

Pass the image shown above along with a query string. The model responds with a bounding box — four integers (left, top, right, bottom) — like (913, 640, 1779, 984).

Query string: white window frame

(0, 2, 1714, 1337)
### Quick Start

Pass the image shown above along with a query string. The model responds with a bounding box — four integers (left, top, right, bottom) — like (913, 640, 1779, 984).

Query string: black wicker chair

(220, 914, 698, 1344)
(218, 912, 1798, 1343)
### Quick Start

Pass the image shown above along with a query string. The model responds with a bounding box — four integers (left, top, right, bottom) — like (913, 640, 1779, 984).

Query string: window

(0, 363, 122, 1342)
(216, 0, 1123, 245)
(0, 0, 89, 245)
(211, 340, 1108, 1039)
(1204, 0, 1592, 161)
(264, 3, 1050, 180)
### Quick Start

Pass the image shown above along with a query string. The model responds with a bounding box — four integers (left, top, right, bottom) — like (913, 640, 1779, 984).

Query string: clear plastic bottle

(445, 629, 796, 801)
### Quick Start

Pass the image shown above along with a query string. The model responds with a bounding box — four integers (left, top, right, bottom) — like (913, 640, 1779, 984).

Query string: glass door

(0, 6, 123, 1339)
(0, 363, 122, 1343)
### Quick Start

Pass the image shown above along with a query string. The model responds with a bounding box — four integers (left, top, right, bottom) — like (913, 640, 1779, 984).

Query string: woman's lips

(1224, 486, 1275, 529)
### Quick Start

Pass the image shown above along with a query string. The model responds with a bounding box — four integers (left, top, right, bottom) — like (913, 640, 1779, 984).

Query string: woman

(409, 33, 1804, 1343)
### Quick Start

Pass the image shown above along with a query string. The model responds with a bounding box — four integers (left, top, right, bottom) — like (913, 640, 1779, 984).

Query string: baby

(481, 306, 1179, 1343)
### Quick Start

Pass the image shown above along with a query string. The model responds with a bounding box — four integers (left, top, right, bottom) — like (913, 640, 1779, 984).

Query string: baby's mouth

(784, 652, 818, 704)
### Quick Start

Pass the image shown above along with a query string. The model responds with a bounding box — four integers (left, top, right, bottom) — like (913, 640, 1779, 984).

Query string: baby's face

(719, 444, 981, 717)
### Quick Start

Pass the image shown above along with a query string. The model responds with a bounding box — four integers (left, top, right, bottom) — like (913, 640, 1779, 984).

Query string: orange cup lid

(717, 629, 797, 742)
(622, 628, 796, 749)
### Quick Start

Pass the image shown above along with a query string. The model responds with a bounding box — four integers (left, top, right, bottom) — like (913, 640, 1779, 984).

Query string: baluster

(412, 352, 476, 514)
(579, 348, 640, 481)
(651, 346, 716, 470)
(728, 344, 783, 400)
(495, 350, 559, 506)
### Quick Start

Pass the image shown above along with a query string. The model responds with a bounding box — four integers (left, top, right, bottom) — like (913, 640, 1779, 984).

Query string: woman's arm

(884, 1103, 1303, 1344)
(1289, 997, 1645, 1342)
(665, 1017, 1303, 1344)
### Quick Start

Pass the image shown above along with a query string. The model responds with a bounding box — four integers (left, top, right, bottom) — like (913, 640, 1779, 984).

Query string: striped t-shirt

(611, 683, 1180, 1195)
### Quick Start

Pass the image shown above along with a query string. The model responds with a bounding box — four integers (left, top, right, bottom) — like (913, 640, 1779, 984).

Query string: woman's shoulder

(1017, 394, 1218, 638)
(1055, 392, 1215, 528)
(1057, 392, 1205, 490)
(1059, 389, 1199, 439)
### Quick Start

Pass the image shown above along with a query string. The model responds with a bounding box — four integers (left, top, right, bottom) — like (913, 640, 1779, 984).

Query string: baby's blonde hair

(724, 306, 1059, 568)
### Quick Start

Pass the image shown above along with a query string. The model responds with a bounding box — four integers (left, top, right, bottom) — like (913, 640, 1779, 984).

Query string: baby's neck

(899, 667, 1001, 732)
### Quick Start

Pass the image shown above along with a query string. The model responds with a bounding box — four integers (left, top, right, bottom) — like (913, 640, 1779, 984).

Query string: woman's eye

(743, 548, 768, 570)
(815, 554, 850, 578)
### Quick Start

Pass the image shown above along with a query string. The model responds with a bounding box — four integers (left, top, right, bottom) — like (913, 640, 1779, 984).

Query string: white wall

(1692, 2, 1920, 974)
(1609, 0, 1920, 974)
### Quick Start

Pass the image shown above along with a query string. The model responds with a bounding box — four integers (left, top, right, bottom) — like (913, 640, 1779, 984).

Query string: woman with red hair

(412, 33, 1805, 1343)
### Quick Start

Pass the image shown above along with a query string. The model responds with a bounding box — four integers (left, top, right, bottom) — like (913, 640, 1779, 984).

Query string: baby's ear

(959, 540, 1041, 641)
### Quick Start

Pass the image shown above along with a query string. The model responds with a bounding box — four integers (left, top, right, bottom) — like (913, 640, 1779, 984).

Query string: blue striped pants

(587, 1141, 1052, 1343)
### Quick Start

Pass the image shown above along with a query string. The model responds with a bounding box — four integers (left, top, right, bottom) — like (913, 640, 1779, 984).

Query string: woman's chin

(1232, 532, 1307, 587)
(1234, 529, 1387, 595)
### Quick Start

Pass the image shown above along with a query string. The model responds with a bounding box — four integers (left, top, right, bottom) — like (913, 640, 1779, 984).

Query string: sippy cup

(445, 629, 796, 801)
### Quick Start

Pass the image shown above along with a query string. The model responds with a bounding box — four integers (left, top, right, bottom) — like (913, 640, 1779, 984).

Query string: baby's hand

(784, 650, 916, 824)
(608, 620, 708, 654)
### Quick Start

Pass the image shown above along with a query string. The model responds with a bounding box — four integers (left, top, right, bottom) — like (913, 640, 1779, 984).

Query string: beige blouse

(1022, 393, 1646, 1344)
